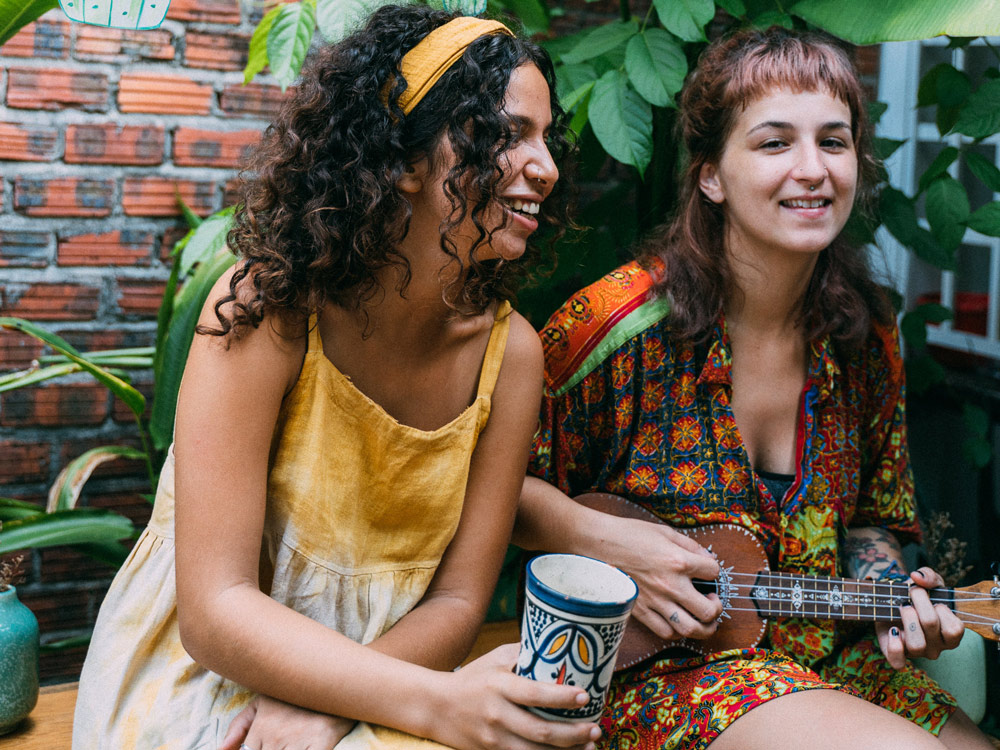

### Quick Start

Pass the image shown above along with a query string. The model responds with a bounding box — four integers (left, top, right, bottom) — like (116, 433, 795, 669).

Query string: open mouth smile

(503, 198, 540, 217)
(780, 198, 831, 209)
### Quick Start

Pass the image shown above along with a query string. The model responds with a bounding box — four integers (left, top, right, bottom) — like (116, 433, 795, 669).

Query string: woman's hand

(875, 566, 965, 669)
(427, 644, 601, 750)
(609, 515, 722, 642)
(219, 695, 357, 750)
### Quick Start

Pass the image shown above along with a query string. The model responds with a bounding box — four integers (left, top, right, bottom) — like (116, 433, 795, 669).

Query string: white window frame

(878, 39, 1000, 361)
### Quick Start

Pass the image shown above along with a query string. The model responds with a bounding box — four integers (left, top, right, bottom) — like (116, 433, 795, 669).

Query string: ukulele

(575, 492, 1000, 670)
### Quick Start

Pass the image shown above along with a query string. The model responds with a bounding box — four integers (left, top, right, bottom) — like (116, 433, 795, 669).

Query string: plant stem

(135, 417, 157, 492)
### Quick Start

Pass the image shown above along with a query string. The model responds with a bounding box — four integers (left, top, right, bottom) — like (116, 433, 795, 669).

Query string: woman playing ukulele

(516, 26, 994, 750)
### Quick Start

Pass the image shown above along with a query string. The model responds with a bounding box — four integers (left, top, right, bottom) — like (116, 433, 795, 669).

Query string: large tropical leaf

(560, 20, 637, 65)
(0, 509, 134, 555)
(0, 0, 57, 47)
(0, 318, 146, 419)
(791, 0, 1000, 43)
(48, 446, 148, 513)
(0, 498, 44, 522)
(178, 206, 236, 277)
(588, 69, 653, 175)
(0, 363, 79, 392)
(268, 0, 317, 91)
(149, 249, 237, 451)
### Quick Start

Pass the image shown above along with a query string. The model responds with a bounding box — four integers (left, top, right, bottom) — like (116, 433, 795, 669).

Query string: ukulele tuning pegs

(992, 563, 1000, 598)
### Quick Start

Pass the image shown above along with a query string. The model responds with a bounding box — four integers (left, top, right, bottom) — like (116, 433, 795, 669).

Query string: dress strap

(476, 301, 512, 399)
(307, 312, 322, 353)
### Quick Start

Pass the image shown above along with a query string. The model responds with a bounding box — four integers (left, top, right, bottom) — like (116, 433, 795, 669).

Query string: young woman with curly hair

(516, 26, 994, 750)
(72, 7, 601, 750)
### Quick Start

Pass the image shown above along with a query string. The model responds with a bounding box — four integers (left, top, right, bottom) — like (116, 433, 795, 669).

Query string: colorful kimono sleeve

(850, 320, 921, 544)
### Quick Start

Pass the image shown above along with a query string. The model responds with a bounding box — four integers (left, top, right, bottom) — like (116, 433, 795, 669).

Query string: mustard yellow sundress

(73, 303, 512, 750)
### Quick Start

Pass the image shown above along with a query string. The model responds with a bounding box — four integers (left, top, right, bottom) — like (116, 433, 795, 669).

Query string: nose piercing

(809, 185, 816, 191)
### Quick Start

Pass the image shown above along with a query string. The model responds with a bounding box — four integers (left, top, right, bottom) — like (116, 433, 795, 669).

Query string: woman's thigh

(707, 688, 946, 750)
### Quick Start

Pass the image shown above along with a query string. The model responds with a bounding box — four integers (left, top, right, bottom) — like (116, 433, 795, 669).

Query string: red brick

(39, 546, 118, 585)
(40, 643, 90, 685)
(0, 329, 44, 371)
(64, 124, 164, 165)
(220, 82, 286, 119)
(0, 230, 52, 268)
(0, 282, 100, 321)
(0, 440, 50, 484)
(0, 122, 60, 161)
(167, 0, 241, 24)
(1, 18, 70, 59)
(185, 30, 250, 71)
(6, 67, 109, 111)
(89, 488, 153, 528)
(74, 25, 175, 63)
(58, 230, 154, 266)
(118, 73, 213, 115)
(173, 127, 259, 168)
(122, 176, 216, 217)
(19, 585, 105, 631)
(14, 177, 114, 217)
(117, 280, 167, 318)
(0, 382, 109, 427)
(855, 45, 880, 78)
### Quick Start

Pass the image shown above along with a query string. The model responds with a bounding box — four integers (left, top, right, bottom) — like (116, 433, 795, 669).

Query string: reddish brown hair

(641, 26, 891, 347)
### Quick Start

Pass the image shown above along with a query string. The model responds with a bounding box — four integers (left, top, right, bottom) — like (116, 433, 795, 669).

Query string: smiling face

(406, 63, 559, 265)
(698, 87, 858, 264)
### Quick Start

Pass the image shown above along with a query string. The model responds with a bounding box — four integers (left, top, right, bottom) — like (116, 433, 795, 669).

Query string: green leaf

(0, 509, 134, 555)
(878, 187, 955, 269)
(316, 0, 394, 44)
(556, 63, 598, 110)
(962, 437, 993, 468)
(268, 0, 317, 92)
(179, 206, 236, 277)
(925, 175, 969, 251)
(874, 137, 905, 161)
(654, 0, 714, 42)
(953, 78, 1000, 139)
(751, 10, 794, 28)
(245, 2, 283, 85)
(901, 302, 953, 349)
(48, 446, 147, 513)
(917, 147, 959, 195)
(905, 354, 946, 395)
(936, 105, 962, 137)
(177, 195, 203, 231)
(561, 20, 637, 65)
(937, 65, 972, 109)
(0, 363, 80, 393)
(965, 201, 1000, 237)
(868, 101, 889, 124)
(40, 634, 92, 653)
(790, 0, 1000, 43)
(715, 0, 747, 17)
(625, 29, 687, 108)
(0, 0, 57, 47)
(963, 150, 1000, 193)
(502, 0, 549, 35)
(150, 250, 237, 451)
(962, 402, 989, 437)
(588, 69, 653, 175)
(0, 318, 146, 419)
(0, 498, 44, 522)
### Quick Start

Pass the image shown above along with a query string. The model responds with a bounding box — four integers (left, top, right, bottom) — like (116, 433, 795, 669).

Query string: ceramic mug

(58, 0, 171, 30)
(516, 553, 638, 722)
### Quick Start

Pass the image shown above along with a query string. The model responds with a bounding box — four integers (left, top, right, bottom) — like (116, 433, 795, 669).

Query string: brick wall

(0, 1, 285, 684)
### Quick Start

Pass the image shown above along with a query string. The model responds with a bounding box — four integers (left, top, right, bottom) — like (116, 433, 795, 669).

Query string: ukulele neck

(747, 572, 951, 622)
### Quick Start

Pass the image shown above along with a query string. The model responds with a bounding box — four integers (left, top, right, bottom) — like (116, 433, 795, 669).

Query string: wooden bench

(0, 620, 520, 749)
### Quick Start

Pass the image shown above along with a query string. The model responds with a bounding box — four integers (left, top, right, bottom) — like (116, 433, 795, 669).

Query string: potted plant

(0, 550, 38, 734)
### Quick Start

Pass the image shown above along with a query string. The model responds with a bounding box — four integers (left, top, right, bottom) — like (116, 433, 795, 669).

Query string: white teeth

(784, 199, 827, 208)
(508, 199, 540, 215)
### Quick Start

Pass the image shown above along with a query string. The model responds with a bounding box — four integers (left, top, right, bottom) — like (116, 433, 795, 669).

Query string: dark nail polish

(890, 627, 899, 636)
(913, 569, 925, 578)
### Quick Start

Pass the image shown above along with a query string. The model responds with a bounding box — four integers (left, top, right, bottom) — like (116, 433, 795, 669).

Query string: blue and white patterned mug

(516, 553, 638, 722)
(58, 0, 171, 30)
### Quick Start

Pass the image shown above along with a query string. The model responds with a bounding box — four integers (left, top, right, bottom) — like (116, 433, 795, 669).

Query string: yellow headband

(396, 17, 514, 115)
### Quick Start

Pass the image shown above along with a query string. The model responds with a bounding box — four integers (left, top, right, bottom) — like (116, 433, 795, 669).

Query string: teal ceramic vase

(0, 586, 39, 735)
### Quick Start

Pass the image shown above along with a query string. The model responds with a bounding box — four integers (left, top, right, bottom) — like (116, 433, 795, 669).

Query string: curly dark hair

(640, 26, 893, 349)
(204, 4, 572, 336)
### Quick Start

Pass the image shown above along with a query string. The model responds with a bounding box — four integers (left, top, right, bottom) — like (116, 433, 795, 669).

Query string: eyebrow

(510, 113, 553, 131)
(747, 120, 851, 134)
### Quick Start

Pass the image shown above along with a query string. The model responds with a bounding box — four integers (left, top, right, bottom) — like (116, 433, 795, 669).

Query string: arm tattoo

(669, 612, 680, 624)
(843, 527, 904, 580)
